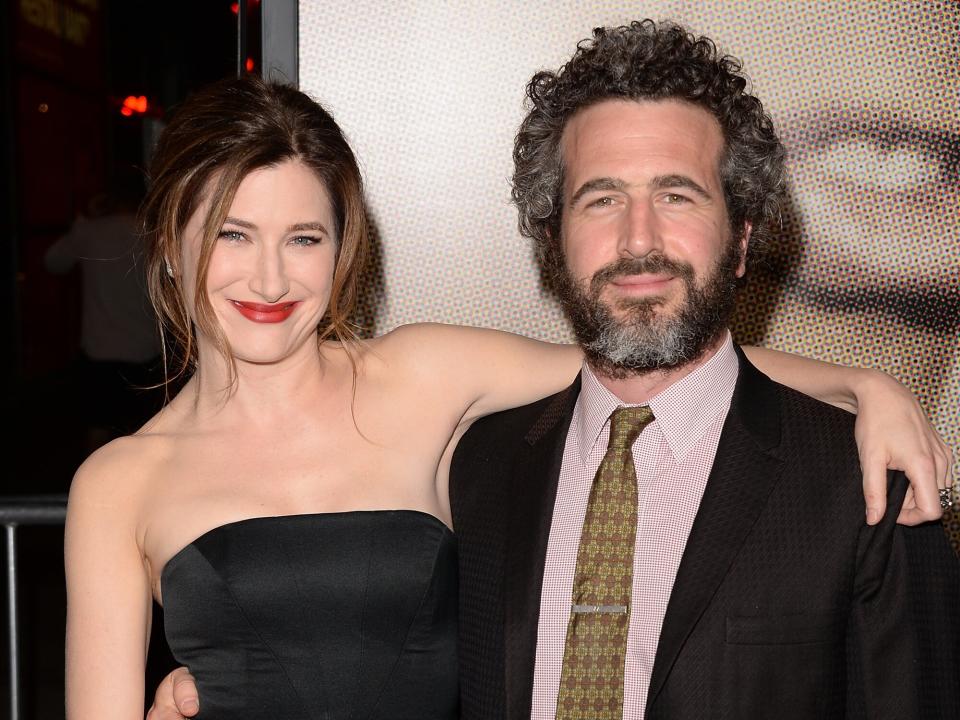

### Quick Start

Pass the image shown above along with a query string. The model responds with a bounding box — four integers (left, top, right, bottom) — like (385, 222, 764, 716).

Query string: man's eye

(663, 193, 689, 204)
(589, 196, 614, 208)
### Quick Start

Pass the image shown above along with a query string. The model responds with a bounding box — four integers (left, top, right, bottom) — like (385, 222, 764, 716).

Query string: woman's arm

(384, 323, 583, 422)
(65, 443, 153, 719)
(397, 325, 950, 526)
(743, 345, 953, 526)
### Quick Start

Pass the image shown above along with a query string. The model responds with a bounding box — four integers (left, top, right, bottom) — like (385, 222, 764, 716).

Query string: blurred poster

(299, 1, 959, 546)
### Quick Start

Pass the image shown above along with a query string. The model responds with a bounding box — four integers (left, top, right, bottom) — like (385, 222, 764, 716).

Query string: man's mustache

(588, 255, 695, 296)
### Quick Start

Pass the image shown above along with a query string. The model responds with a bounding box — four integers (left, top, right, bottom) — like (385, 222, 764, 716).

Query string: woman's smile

(229, 300, 301, 323)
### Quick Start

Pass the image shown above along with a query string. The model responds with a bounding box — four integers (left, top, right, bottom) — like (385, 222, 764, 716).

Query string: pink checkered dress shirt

(530, 333, 740, 720)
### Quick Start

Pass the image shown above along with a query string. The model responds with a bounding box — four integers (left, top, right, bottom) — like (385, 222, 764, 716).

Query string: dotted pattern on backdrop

(300, 0, 959, 550)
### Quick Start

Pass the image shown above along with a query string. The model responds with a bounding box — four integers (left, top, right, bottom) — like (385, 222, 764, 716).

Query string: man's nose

(618, 200, 662, 258)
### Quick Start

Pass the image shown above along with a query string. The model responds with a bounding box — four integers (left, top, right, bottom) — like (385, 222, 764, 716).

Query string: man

(450, 20, 958, 719)
(150, 20, 957, 720)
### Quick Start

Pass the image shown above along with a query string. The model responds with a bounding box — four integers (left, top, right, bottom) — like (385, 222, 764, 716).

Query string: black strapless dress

(161, 510, 459, 719)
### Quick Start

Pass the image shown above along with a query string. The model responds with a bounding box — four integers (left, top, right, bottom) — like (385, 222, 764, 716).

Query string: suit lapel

(503, 379, 580, 720)
(646, 351, 785, 707)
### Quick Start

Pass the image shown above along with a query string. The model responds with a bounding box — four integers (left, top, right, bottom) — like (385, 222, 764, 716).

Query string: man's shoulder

(775, 380, 857, 440)
(730, 353, 863, 492)
(737, 350, 857, 441)
(740, 361, 862, 485)
(775, 379, 857, 431)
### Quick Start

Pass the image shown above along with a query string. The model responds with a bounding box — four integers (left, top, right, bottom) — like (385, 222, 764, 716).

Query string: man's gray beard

(583, 300, 706, 369)
(553, 244, 742, 379)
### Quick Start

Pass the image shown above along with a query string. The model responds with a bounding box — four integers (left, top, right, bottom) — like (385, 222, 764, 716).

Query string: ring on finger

(939, 487, 954, 510)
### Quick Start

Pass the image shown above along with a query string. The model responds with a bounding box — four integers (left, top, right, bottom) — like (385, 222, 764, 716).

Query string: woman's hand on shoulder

(742, 346, 953, 526)
(65, 437, 155, 719)
(378, 323, 582, 423)
(847, 368, 953, 526)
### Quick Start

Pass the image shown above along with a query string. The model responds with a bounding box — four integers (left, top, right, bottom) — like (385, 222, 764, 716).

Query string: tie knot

(607, 405, 654, 451)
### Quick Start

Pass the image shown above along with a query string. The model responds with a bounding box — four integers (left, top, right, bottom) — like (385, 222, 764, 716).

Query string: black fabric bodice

(161, 510, 459, 719)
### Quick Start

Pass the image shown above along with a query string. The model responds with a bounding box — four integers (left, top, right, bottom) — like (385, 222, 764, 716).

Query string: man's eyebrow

(569, 177, 626, 207)
(569, 174, 714, 207)
(650, 174, 712, 200)
(223, 217, 330, 235)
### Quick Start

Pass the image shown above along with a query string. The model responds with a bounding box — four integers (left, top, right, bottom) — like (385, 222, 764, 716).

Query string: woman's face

(179, 159, 339, 365)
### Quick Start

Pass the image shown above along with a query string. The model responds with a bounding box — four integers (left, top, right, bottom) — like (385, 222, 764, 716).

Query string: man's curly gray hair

(512, 20, 786, 279)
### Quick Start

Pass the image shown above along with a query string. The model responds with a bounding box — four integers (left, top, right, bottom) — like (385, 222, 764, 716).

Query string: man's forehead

(560, 99, 725, 182)
(563, 97, 722, 141)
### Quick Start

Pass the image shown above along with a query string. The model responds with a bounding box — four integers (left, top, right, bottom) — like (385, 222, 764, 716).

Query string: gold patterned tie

(556, 405, 655, 720)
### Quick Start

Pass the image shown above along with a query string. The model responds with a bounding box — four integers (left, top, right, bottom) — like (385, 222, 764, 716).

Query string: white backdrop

(299, 0, 960, 540)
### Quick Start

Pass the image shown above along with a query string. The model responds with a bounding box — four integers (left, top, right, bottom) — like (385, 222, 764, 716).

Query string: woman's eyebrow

(223, 217, 330, 235)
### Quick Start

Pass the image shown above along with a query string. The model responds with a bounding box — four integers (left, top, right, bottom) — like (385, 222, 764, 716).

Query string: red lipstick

(230, 300, 300, 323)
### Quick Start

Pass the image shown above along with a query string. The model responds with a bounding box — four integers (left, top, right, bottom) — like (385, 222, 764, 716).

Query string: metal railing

(1, 495, 68, 720)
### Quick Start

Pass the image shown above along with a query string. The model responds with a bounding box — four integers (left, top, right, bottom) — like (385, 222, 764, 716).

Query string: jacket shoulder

(456, 380, 579, 459)
(734, 347, 858, 458)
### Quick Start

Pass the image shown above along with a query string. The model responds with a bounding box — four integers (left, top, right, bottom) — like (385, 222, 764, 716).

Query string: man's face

(555, 99, 748, 376)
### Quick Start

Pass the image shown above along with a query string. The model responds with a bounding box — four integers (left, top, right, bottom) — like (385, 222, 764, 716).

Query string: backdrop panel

(299, 1, 959, 544)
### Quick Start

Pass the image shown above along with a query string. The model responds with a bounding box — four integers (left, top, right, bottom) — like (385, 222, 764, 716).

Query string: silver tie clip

(571, 604, 628, 614)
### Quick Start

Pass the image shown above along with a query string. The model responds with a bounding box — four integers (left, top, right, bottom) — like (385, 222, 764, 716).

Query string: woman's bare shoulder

(362, 322, 444, 352)
(69, 419, 177, 510)
(368, 322, 557, 369)
(370, 323, 581, 412)
(374, 322, 502, 346)
(333, 324, 448, 375)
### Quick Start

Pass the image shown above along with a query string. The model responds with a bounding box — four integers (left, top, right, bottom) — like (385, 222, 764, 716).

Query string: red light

(245, 57, 255, 72)
(230, 2, 238, 14)
(120, 95, 149, 116)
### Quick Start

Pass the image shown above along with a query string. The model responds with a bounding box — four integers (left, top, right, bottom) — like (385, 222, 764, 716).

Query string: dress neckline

(157, 509, 454, 603)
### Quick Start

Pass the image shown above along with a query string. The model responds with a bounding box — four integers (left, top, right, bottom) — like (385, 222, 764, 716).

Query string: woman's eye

(291, 235, 321, 247)
(809, 138, 945, 193)
(790, 119, 958, 197)
(218, 230, 245, 243)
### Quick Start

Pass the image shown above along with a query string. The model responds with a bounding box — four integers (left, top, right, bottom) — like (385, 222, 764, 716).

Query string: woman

(65, 77, 949, 719)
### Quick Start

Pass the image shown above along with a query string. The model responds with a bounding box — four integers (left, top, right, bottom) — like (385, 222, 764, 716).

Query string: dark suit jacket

(450, 348, 959, 719)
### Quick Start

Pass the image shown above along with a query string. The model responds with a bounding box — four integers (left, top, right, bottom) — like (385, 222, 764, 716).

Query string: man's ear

(736, 222, 752, 278)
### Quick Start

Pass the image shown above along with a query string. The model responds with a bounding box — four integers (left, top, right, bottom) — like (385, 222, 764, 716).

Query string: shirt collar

(575, 332, 740, 463)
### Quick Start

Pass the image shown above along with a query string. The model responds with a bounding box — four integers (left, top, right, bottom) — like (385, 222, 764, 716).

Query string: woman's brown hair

(140, 76, 368, 391)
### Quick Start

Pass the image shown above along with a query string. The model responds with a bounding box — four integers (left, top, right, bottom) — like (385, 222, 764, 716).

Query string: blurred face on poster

(724, 0, 959, 331)
(705, 0, 958, 509)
